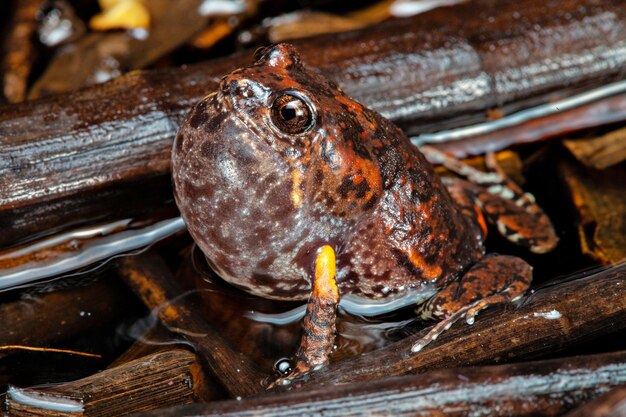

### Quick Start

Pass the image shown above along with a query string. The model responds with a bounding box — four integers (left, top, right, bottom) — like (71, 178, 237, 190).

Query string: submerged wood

(2, 0, 626, 247)
(136, 351, 626, 417)
(115, 251, 269, 398)
(563, 386, 626, 417)
(560, 159, 626, 264)
(271, 262, 626, 387)
(6, 349, 209, 417)
(0, 276, 135, 359)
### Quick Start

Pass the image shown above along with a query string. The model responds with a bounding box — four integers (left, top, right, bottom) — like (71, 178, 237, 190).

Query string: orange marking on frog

(349, 153, 382, 197)
(474, 204, 488, 237)
(408, 247, 442, 279)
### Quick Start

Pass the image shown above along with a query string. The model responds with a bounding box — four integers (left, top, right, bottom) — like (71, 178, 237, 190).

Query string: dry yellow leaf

(90, 0, 150, 31)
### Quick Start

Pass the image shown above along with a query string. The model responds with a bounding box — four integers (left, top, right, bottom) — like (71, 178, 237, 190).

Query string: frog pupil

(281, 102, 300, 121)
(271, 94, 313, 134)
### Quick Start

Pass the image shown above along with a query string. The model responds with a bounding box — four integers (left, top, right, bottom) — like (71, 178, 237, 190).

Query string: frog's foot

(271, 245, 339, 387)
(422, 146, 558, 253)
(412, 253, 531, 353)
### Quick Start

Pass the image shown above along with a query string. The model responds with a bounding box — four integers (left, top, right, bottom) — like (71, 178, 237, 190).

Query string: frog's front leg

(422, 146, 558, 253)
(412, 253, 531, 352)
(275, 245, 339, 384)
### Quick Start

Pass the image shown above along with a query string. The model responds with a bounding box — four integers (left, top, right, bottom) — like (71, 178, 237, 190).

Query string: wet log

(6, 349, 211, 416)
(115, 251, 269, 398)
(0, 276, 136, 359)
(272, 262, 626, 387)
(2, 0, 626, 247)
(0, 215, 185, 291)
(135, 350, 626, 417)
(563, 386, 626, 417)
(428, 90, 626, 160)
(560, 158, 626, 264)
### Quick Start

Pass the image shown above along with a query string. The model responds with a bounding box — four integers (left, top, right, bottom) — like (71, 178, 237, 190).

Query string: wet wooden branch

(6, 349, 211, 416)
(274, 262, 626, 387)
(2, 0, 626, 247)
(0, 276, 136, 359)
(432, 91, 626, 160)
(563, 386, 626, 417)
(136, 350, 626, 417)
(115, 251, 269, 398)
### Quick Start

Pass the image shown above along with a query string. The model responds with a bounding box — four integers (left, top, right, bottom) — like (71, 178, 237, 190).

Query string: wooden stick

(115, 251, 269, 398)
(563, 386, 626, 417)
(6, 349, 210, 417)
(274, 262, 626, 387)
(2, 0, 626, 247)
(134, 350, 626, 417)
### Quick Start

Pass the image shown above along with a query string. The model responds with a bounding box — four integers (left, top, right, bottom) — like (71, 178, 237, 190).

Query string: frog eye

(270, 94, 314, 135)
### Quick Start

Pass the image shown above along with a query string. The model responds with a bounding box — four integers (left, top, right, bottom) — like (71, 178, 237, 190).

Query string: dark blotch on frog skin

(188, 99, 209, 129)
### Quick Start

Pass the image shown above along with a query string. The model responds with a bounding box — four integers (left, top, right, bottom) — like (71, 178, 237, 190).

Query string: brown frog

(172, 43, 558, 379)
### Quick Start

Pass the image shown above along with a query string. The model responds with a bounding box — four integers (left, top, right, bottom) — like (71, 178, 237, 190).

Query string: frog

(171, 43, 558, 381)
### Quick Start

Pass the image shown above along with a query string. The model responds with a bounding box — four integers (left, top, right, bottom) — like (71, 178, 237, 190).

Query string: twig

(0, 346, 101, 358)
